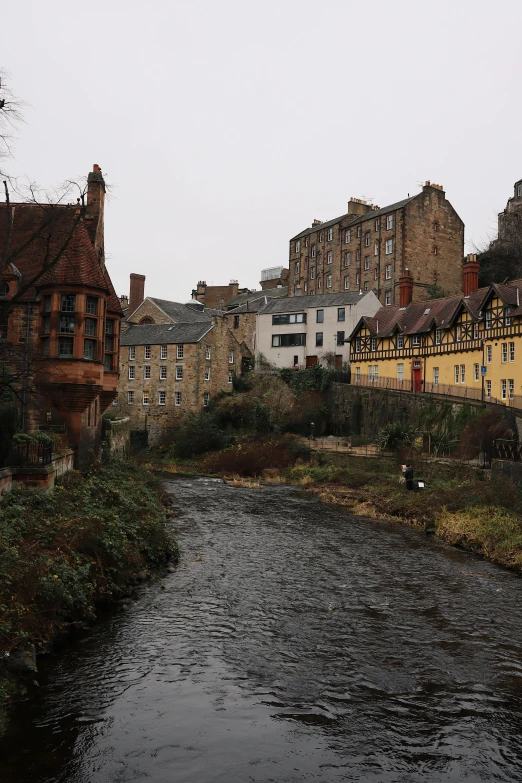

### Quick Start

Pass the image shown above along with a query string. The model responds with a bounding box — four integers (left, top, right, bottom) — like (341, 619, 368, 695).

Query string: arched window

(140, 317, 154, 324)
(0, 281, 9, 296)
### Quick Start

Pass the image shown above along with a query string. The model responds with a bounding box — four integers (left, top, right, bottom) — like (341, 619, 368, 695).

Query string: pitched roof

(290, 197, 414, 241)
(227, 296, 271, 314)
(120, 322, 212, 346)
(226, 287, 288, 308)
(259, 291, 372, 313)
(147, 297, 212, 323)
(0, 202, 122, 313)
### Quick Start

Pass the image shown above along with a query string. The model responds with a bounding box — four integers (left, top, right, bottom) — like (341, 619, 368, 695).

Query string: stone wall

(102, 416, 131, 459)
(0, 448, 76, 496)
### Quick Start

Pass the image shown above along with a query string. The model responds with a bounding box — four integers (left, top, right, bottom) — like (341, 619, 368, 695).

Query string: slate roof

(0, 203, 123, 314)
(120, 322, 213, 346)
(227, 295, 272, 314)
(258, 291, 372, 314)
(226, 287, 288, 308)
(147, 297, 212, 323)
(290, 197, 414, 241)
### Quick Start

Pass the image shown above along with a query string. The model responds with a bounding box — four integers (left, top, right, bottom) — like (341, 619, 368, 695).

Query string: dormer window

(397, 334, 404, 348)
(412, 335, 420, 346)
(504, 306, 513, 326)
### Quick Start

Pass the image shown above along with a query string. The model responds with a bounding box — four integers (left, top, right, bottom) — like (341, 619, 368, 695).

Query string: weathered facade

(497, 177, 522, 243)
(288, 183, 464, 306)
(0, 165, 122, 465)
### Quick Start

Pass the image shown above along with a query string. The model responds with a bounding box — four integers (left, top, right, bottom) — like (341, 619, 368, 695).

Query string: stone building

(0, 164, 122, 465)
(192, 280, 250, 310)
(497, 177, 522, 243)
(115, 295, 250, 444)
(288, 182, 464, 306)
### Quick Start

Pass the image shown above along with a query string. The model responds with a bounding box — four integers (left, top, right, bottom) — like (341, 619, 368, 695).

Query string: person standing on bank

(402, 463, 414, 490)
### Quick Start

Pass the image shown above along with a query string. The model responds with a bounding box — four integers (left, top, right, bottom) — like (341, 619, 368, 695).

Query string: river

(2, 477, 522, 782)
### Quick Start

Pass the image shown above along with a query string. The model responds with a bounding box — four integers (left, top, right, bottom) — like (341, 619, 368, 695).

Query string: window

(206, 345, 211, 359)
(337, 331, 345, 345)
(104, 354, 112, 371)
(144, 345, 151, 360)
(344, 277, 350, 290)
(385, 291, 391, 306)
(456, 325, 461, 342)
(319, 231, 323, 242)
(309, 290, 314, 296)
(205, 367, 211, 381)
(43, 294, 51, 312)
(327, 250, 333, 264)
(59, 315, 75, 333)
(386, 214, 394, 230)
(295, 240, 300, 253)
(176, 365, 183, 380)
(433, 367, 439, 385)
(159, 391, 166, 405)
(485, 310, 492, 329)
(327, 228, 333, 241)
(129, 346, 136, 360)
(85, 296, 98, 315)
(127, 391, 134, 404)
(345, 230, 351, 243)
(355, 338, 361, 352)
(434, 221, 439, 231)
(105, 319, 114, 335)
(344, 251, 351, 266)
(316, 309, 324, 323)
(143, 392, 150, 406)
(473, 323, 479, 339)
(161, 345, 167, 359)
(317, 278, 322, 289)
(60, 294, 76, 312)
(509, 379, 514, 399)
(374, 365, 379, 380)
(326, 275, 332, 288)
(272, 313, 306, 325)
(374, 241, 379, 256)
(412, 335, 420, 346)
(485, 380, 492, 398)
(474, 363, 479, 381)
(310, 267, 316, 280)
(435, 328, 441, 345)
(385, 239, 393, 255)
(58, 337, 73, 357)
(337, 308, 345, 322)
(371, 337, 377, 351)
(160, 366, 167, 380)
(397, 334, 404, 349)
(374, 268, 379, 281)
(364, 231, 370, 247)
(83, 339, 95, 360)
(305, 237, 309, 247)
(397, 363, 404, 381)
(42, 316, 50, 334)
(454, 365, 460, 384)
(177, 345, 184, 359)
(84, 318, 97, 336)
(233, 315, 240, 329)
(502, 343, 508, 363)
(356, 248, 361, 261)
(364, 256, 370, 270)
(293, 356, 298, 367)
(433, 246, 438, 256)
(461, 364, 466, 383)
(295, 261, 300, 275)
(316, 332, 323, 347)
(501, 379, 507, 400)
(368, 366, 373, 381)
(203, 392, 209, 407)
(144, 365, 151, 379)
(128, 366, 135, 380)
(385, 264, 392, 280)
(363, 281, 369, 291)
(311, 244, 316, 258)
(272, 333, 306, 347)
(375, 218, 380, 231)
(510, 342, 515, 362)
(356, 273, 360, 286)
(228, 370, 233, 384)
(356, 367, 360, 381)
(487, 344, 492, 363)
(228, 349, 235, 363)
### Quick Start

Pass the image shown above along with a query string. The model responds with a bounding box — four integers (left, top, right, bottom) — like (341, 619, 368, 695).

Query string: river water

(2, 477, 522, 782)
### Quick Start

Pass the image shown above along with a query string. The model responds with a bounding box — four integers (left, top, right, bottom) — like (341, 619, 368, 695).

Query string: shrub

(459, 409, 514, 459)
(379, 422, 417, 451)
(172, 413, 227, 458)
(203, 434, 309, 476)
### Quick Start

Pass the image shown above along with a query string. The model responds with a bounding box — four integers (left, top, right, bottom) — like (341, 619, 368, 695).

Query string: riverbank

(0, 461, 177, 729)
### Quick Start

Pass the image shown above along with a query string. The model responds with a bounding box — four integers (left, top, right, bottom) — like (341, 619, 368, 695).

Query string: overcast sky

(2, 0, 521, 302)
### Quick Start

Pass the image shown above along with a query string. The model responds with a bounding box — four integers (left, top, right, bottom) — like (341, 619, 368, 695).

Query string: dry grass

(225, 476, 262, 489)
(436, 506, 522, 568)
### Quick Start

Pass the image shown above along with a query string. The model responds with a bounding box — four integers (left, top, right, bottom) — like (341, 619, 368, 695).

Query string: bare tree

(0, 69, 25, 166)
(477, 214, 522, 286)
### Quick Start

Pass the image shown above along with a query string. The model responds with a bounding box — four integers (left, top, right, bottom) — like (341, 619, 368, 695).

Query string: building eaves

(120, 322, 213, 346)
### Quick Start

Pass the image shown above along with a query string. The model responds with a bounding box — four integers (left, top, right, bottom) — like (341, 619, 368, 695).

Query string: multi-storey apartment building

(288, 182, 464, 306)
(116, 295, 248, 444)
(348, 258, 522, 407)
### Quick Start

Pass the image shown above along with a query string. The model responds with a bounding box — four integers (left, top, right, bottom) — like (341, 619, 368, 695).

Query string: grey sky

(3, 0, 521, 302)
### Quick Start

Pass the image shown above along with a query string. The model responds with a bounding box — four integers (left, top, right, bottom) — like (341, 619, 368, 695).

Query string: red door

(413, 368, 422, 392)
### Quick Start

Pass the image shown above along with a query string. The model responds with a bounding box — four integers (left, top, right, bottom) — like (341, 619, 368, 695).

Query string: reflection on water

(2, 477, 522, 782)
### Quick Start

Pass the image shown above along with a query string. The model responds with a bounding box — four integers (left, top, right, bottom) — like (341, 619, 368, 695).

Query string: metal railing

(352, 374, 413, 392)
(494, 439, 522, 462)
(10, 441, 53, 467)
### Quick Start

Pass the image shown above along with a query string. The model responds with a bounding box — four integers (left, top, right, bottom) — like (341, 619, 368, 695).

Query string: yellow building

(349, 261, 522, 408)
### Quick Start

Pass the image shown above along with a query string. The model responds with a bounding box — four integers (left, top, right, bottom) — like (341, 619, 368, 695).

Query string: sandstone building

(0, 164, 122, 465)
(288, 182, 464, 307)
(497, 177, 522, 243)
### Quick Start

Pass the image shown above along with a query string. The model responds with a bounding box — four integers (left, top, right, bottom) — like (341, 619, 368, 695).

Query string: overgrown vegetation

(203, 433, 310, 476)
(0, 461, 176, 709)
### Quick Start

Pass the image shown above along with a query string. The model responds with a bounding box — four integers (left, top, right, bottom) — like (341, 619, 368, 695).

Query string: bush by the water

(0, 461, 175, 659)
(203, 434, 311, 476)
(172, 413, 228, 458)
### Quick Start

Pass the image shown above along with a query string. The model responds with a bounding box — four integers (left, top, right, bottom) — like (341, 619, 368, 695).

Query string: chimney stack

(86, 164, 106, 260)
(399, 268, 413, 308)
(463, 254, 480, 297)
(129, 273, 146, 314)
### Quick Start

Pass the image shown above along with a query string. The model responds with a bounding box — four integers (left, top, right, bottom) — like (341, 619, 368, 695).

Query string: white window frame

(397, 363, 404, 381)
(129, 346, 136, 360)
(385, 291, 391, 306)
(175, 391, 182, 406)
(128, 366, 135, 380)
(355, 338, 361, 352)
(509, 342, 515, 362)
(385, 239, 393, 255)
(144, 365, 151, 379)
(485, 379, 492, 398)
(473, 323, 479, 339)
(176, 365, 183, 381)
(311, 244, 316, 258)
(385, 264, 392, 280)
(206, 345, 211, 360)
(374, 365, 379, 380)
(310, 267, 316, 280)
(368, 365, 373, 381)
(364, 257, 370, 270)
(159, 391, 166, 405)
(374, 241, 379, 256)
(454, 365, 460, 384)
(509, 379, 514, 399)
(474, 363, 479, 382)
(485, 311, 492, 329)
(344, 251, 350, 266)
(160, 345, 167, 359)
(326, 275, 332, 289)
(433, 367, 439, 385)
(355, 367, 360, 381)
(345, 230, 351, 243)
(203, 392, 209, 407)
(501, 379, 507, 400)
(143, 392, 150, 406)
(159, 365, 167, 380)
(435, 329, 441, 345)
(397, 334, 404, 349)
(487, 345, 492, 363)
(327, 250, 333, 264)
(127, 390, 134, 404)
(205, 366, 211, 381)
(412, 335, 420, 346)
(144, 345, 151, 360)
(228, 370, 233, 384)
(370, 337, 377, 352)
(460, 364, 466, 383)
(295, 240, 300, 253)
(228, 349, 234, 363)
(502, 343, 507, 363)
(295, 261, 300, 274)
(327, 228, 333, 241)
(344, 277, 350, 290)
(177, 344, 184, 359)
(364, 231, 370, 247)
(386, 214, 394, 230)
